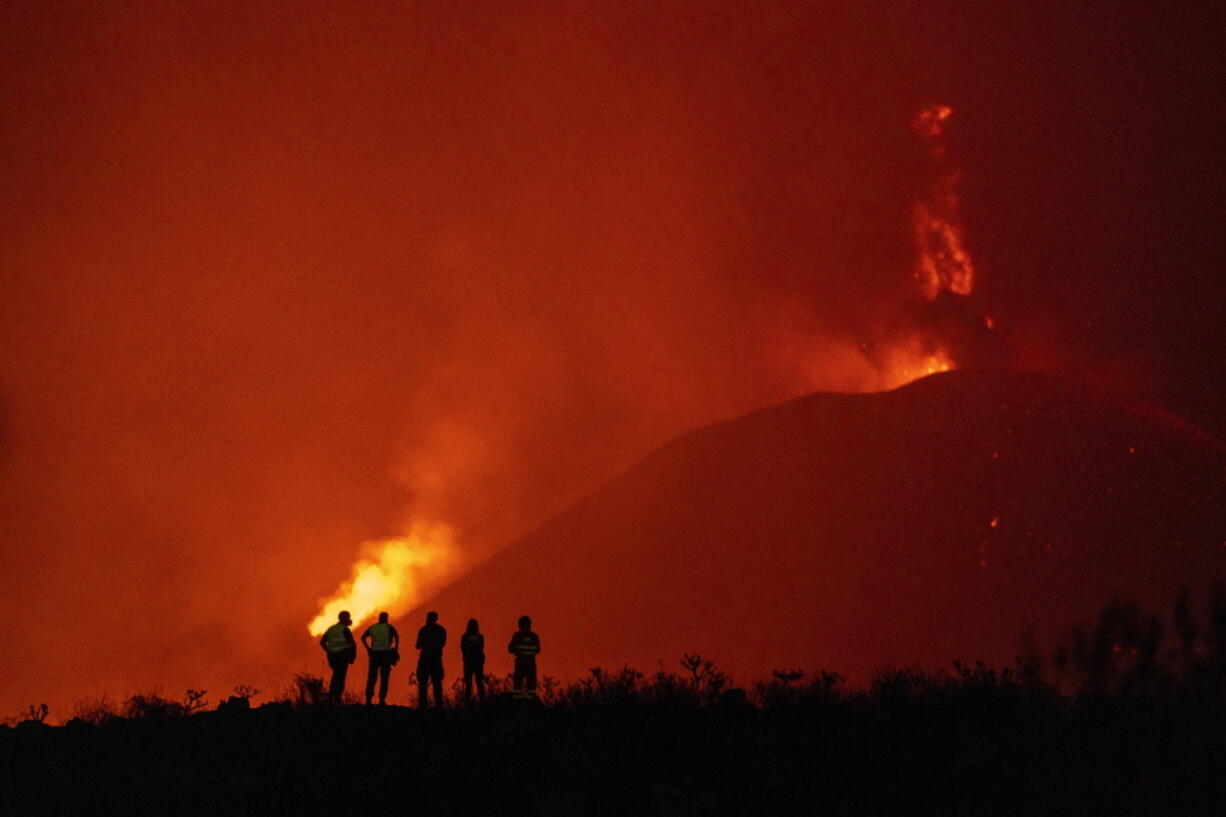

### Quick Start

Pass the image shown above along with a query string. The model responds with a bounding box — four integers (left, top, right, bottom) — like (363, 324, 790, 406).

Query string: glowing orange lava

(910, 105, 976, 302)
(307, 523, 460, 636)
(876, 340, 957, 391)
(872, 104, 984, 389)
(312, 107, 986, 635)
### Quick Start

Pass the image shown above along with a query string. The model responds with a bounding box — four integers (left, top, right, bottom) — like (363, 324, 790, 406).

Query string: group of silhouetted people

(318, 610, 540, 706)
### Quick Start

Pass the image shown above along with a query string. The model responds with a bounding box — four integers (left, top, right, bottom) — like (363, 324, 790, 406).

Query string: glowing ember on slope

(307, 523, 460, 636)
(877, 344, 956, 390)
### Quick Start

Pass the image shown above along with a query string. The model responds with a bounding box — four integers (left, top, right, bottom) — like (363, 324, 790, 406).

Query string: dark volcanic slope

(424, 370, 1226, 683)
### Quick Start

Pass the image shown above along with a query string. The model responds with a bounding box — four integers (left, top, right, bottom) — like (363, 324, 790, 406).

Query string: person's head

(338, 611, 352, 626)
(426, 611, 438, 625)
(466, 618, 479, 634)
(518, 615, 531, 631)
(378, 612, 389, 623)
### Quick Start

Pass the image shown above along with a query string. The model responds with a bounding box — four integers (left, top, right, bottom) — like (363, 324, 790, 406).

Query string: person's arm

(360, 627, 372, 651)
(389, 625, 400, 650)
(508, 635, 517, 654)
(440, 627, 447, 649)
(345, 628, 356, 648)
(415, 629, 423, 650)
(533, 633, 540, 655)
(319, 633, 327, 650)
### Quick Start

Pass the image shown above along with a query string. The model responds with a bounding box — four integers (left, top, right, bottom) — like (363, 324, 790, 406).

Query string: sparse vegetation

(10, 703, 50, 726)
(285, 672, 326, 707)
(231, 685, 261, 702)
(5, 593, 1226, 815)
(679, 652, 729, 703)
(70, 694, 117, 726)
(119, 688, 208, 719)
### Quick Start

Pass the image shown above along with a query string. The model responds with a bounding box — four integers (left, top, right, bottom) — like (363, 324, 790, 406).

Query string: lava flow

(308, 106, 989, 634)
(869, 104, 993, 389)
(910, 104, 976, 301)
(307, 523, 460, 636)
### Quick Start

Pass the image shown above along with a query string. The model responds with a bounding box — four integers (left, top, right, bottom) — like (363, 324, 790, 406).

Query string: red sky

(1, 1, 1222, 717)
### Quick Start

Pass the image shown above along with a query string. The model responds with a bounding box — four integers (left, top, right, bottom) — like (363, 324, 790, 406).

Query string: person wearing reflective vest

(507, 615, 541, 699)
(360, 611, 400, 706)
(319, 610, 356, 704)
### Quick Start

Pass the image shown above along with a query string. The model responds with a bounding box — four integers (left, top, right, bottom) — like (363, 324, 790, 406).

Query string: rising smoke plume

(306, 103, 1010, 632)
(3, 1, 1209, 719)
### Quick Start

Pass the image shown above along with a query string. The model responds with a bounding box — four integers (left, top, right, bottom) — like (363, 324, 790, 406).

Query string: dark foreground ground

(4, 660, 1226, 817)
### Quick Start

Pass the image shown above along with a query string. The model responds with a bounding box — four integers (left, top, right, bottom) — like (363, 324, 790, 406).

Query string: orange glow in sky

(307, 524, 459, 637)
(5, 2, 1215, 720)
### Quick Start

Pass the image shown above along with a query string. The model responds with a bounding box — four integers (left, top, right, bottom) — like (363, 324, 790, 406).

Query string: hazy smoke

(0, 3, 939, 714)
(2, 1, 1207, 717)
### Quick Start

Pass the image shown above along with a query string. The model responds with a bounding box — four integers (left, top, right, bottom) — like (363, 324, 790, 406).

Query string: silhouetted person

(415, 611, 447, 707)
(361, 611, 400, 705)
(460, 618, 485, 703)
(508, 615, 540, 699)
(319, 610, 356, 704)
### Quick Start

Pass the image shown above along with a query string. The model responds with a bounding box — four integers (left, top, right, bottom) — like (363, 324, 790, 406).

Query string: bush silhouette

(7, 590, 1226, 815)
(118, 689, 207, 719)
(70, 694, 117, 726)
(285, 672, 326, 707)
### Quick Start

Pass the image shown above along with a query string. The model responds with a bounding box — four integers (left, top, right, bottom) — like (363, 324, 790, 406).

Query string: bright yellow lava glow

(308, 523, 459, 636)
(876, 342, 956, 391)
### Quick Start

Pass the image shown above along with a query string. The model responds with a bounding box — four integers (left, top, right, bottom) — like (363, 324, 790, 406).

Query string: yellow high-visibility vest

(368, 622, 393, 651)
(324, 623, 350, 653)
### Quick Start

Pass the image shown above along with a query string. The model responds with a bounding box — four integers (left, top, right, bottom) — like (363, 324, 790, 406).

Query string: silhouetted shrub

(287, 672, 326, 707)
(679, 653, 729, 704)
(9, 592, 1226, 816)
(1050, 585, 1226, 702)
(643, 663, 692, 704)
(120, 689, 207, 719)
(11, 703, 49, 725)
(231, 684, 261, 702)
(538, 675, 560, 704)
(183, 689, 209, 713)
(216, 685, 261, 714)
(70, 694, 117, 726)
(482, 672, 514, 698)
(756, 668, 809, 707)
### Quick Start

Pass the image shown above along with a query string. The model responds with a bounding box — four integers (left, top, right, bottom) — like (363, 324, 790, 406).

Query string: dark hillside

(5, 673, 1226, 816)
(426, 370, 1226, 682)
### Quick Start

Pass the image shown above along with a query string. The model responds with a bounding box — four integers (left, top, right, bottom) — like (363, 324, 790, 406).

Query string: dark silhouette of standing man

(361, 611, 400, 705)
(415, 611, 447, 708)
(508, 615, 540, 699)
(460, 618, 485, 703)
(319, 610, 356, 704)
